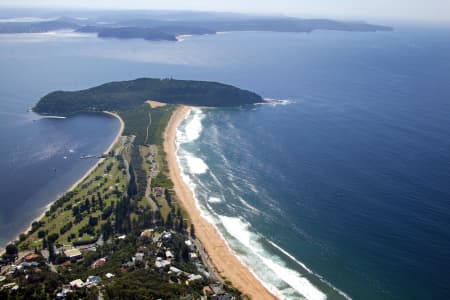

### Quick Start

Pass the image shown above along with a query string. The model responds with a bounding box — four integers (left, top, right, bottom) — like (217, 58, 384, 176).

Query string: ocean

(1, 24, 450, 299)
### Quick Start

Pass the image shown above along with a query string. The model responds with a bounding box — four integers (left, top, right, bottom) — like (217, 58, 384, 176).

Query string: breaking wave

(184, 154, 209, 174)
(218, 216, 327, 300)
(178, 108, 204, 143)
(174, 108, 350, 300)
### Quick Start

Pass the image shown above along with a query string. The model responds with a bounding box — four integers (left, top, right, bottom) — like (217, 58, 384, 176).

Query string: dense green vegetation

(33, 78, 263, 116)
(146, 105, 176, 146)
(119, 104, 151, 145)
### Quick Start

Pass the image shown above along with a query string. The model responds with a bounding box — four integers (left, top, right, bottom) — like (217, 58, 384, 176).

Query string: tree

(165, 189, 172, 205)
(47, 233, 59, 244)
(127, 164, 137, 196)
(89, 216, 98, 227)
(19, 233, 27, 241)
(177, 217, 184, 233)
(72, 205, 80, 217)
(5, 243, 18, 256)
(182, 245, 189, 262)
(165, 213, 173, 229)
(190, 224, 196, 239)
(31, 221, 42, 233)
(101, 221, 113, 241)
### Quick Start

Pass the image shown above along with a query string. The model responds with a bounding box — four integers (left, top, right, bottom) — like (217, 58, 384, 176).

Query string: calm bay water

(1, 25, 449, 299)
(0, 111, 120, 246)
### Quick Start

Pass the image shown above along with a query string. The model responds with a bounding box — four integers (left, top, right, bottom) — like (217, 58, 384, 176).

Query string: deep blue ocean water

(0, 24, 449, 299)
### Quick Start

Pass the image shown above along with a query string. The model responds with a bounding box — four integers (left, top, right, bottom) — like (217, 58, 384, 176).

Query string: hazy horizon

(0, 0, 449, 24)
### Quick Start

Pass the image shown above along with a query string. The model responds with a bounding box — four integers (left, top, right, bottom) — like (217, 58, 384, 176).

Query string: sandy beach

(1, 111, 124, 252)
(164, 106, 278, 300)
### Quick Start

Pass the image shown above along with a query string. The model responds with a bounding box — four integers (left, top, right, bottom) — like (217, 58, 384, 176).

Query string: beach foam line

(267, 240, 353, 300)
(176, 34, 194, 42)
(181, 108, 204, 143)
(261, 98, 295, 106)
(218, 215, 327, 300)
(40, 115, 67, 119)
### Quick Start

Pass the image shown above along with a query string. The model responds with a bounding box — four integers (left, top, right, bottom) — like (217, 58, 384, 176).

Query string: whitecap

(237, 196, 260, 214)
(176, 34, 193, 42)
(262, 98, 295, 106)
(208, 197, 223, 203)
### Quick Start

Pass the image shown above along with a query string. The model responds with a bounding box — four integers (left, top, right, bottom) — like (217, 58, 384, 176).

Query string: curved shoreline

(0, 111, 124, 253)
(164, 106, 278, 300)
(66, 111, 124, 193)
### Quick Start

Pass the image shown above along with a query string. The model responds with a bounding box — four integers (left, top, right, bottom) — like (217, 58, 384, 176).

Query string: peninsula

(1, 79, 273, 299)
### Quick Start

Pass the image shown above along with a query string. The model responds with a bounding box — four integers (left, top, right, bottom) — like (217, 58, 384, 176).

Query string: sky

(1, 0, 449, 23)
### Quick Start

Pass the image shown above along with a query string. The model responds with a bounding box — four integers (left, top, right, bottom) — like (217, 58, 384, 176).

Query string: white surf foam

(237, 196, 260, 214)
(177, 149, 329, 299)
(176, 154, 217, 225)
(208, 197, 223, 203)
(174, 107, 344, 300)
(176, 34, 193, 42)
(184, 154, 209, 174)
(262, 98, 295, 106)
(268, 241, 352, 300)
(218, 216, 327, 300)
(183, 109, 204, 143)
(35, 115, 66, 119)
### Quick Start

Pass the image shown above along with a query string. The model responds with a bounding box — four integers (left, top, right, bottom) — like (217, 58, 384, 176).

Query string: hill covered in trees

(33, 78, 263, 116)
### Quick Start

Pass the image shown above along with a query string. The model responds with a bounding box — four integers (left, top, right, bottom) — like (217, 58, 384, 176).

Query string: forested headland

(33, 78, 263, 116)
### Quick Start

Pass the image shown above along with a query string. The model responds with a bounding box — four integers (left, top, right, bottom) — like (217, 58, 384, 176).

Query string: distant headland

(0, 12, 393, 41)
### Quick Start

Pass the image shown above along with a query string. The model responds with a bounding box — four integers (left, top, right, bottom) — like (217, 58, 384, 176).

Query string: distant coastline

(0, 13, 393, 42)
